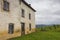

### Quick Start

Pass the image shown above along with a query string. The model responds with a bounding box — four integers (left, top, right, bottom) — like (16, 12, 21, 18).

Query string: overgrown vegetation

(39, 25, 60, 32)
(8, 25, 60, 40)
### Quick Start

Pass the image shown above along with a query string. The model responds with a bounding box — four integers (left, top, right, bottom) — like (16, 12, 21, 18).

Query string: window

(21, 9, 25, 17)
(3, 0, 9, 11)
(21, 23, 25, 32)
(8, 23, 14, 34)
(29, 24, 31, 31)
(29, 14, 31, 19)
(19, 0, 21, 4)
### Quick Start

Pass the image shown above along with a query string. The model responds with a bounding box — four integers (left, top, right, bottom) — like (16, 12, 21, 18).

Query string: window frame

(3, 0, 10, 11)
(21, 9, 25, 17)
(29, 13, 31, 20)
(8, 23, 14, 34)
(29, 23, 31, 31)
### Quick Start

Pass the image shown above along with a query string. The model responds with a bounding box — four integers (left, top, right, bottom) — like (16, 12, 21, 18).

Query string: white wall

(0, 0, 35, 34)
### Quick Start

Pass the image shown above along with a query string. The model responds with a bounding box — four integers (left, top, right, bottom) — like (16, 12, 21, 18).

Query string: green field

(8, 26, 60, 40)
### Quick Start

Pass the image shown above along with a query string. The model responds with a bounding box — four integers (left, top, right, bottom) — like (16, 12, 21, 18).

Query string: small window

(19, 0, 21, 4)
(29, 14, 31, 19)
(3, 0, 9, 11)
(21, 9, 25, 17)
(21, 23, 25, 32)
(29, 24, 31, 31)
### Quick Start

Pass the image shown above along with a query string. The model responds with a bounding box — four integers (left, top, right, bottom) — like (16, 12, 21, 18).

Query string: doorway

(21, 22, 25, 35)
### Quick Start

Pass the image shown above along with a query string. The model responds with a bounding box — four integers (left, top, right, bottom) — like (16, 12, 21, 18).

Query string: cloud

(26, 0, 60, 24)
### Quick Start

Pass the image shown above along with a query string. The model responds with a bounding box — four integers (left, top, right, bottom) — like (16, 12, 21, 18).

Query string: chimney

(29, 4, 31, 6)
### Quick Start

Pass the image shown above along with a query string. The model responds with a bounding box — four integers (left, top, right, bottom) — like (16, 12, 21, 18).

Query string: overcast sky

(25, 0, 60, 25)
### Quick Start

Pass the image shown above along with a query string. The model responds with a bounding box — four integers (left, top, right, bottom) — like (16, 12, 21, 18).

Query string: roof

(21, 0, 36, 12)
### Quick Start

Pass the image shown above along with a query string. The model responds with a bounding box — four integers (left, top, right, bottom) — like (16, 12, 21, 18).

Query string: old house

(0, 0, 36, 38)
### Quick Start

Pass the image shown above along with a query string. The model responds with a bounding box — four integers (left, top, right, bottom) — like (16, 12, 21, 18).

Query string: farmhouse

(0, 0, 36, 37)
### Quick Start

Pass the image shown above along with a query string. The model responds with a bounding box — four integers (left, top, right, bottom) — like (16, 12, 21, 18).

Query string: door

(21, 23, 25, 35)
(8, 23, 14, 34)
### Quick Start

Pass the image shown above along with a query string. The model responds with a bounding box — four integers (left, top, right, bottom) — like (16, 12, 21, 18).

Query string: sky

(25, 0, 60, 25)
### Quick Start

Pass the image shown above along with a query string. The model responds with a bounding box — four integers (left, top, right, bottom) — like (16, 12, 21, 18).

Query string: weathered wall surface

(0, 0, 35, 36)
(21, 2, 35, 34)
(0, 0, 21, 34)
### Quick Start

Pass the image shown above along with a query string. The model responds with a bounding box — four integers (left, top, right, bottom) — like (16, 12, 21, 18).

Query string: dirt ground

(0, 33, 21, 40)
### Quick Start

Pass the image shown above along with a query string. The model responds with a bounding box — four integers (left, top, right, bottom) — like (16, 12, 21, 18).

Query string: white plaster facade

(0, 0, 36, 37)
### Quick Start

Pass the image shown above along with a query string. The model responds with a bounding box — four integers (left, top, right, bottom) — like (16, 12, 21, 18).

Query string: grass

(8, 27, 60, 40)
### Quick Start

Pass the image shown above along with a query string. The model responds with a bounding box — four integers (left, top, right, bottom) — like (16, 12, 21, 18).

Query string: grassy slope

(8, 29, 60, 40)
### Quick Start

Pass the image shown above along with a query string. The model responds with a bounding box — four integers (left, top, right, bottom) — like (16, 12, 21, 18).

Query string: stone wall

(0, 0, 35, 36)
